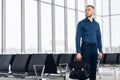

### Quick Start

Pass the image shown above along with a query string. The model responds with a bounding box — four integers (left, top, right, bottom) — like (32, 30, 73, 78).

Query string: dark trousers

(79, 43, 98, 80)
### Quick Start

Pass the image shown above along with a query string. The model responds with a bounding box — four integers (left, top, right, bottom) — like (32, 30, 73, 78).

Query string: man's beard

(86, 14, 93, 18)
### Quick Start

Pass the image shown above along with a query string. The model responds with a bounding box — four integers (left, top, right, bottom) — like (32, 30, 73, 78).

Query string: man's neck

(88, 16, 94, 22)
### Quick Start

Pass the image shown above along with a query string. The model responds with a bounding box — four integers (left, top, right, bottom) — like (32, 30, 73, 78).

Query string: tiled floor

(0, 67, 120, 80)
(0, 76, 118, 80)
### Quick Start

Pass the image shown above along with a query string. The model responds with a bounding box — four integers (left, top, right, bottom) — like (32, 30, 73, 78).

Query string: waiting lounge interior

(0, 0, 120, 80)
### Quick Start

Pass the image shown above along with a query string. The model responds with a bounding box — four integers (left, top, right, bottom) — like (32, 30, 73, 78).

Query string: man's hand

(76, 53, 82, 61)
(98, 52, 103, 60)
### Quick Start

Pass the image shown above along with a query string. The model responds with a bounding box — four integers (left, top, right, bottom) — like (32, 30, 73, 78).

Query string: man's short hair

(86, 5, 95, 9)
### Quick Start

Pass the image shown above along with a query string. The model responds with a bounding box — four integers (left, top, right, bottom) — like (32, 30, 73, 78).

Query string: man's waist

(82, 42, 97, 46)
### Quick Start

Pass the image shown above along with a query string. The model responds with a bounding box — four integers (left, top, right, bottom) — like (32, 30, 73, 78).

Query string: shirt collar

(85, 17, 95, 22)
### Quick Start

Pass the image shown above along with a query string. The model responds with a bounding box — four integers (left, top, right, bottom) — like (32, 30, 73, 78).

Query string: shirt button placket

(90, 22, 93, 41)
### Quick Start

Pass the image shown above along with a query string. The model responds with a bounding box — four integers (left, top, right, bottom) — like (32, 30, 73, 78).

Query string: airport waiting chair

(99, 53, 118, 79)
(52, 54, 60, 66)
(0, 55, 13, 77)
(57, 54, 73, 79)
(97, 54, 106, 79)
(11, 54, 30, 77)
(45, 53, 72, 80)
(58, 54, 73, 68)
(27, 54, 47, 80)
(58, 54, 72, 64)
(116, 54, 120, 67)
(44, 54, 57, 74)
(104, 53, 118, 66)
(118, 54, 120, 64)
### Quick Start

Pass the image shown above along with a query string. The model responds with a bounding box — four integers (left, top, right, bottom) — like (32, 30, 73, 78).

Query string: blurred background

(0, 0, 120, 54)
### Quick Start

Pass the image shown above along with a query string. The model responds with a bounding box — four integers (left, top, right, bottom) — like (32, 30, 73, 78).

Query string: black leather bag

(68, 60, 90, 79)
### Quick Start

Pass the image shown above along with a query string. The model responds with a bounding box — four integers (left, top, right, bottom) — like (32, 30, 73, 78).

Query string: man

(75, 5, 103, 80)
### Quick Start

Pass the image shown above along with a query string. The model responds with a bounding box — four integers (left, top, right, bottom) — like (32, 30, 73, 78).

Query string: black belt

(82, 42, 97, 46)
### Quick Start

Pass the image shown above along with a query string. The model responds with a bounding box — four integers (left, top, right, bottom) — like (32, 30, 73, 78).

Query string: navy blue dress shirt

(75, 18, 102, 53)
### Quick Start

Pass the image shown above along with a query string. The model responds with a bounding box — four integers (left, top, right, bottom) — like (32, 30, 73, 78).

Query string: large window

(0, 0, 1, 54)
(25, 0, 37, 53)
(111, 0, 120, 52)
(78, 12, 85, 21)
(96, 0, 102, 16)
(55, 0, 64, 6)
(41, 3, 52, 52)
(102, 17, 110, 52)
(102, 0, 111, 53)
(67, 0, 75, 9)
(6, 0, 21, 54)
(86, 0, 93, 5)
(78, 0, 85, 11)
(55, 6, 64, 52)
(41, 0, 51, 3)
(68, 9, 75, 53)
(111, 16, 120, 47)
(103, 0, 109, 16)
(111, 0, 120, 14)
(1, 0, 120, 54)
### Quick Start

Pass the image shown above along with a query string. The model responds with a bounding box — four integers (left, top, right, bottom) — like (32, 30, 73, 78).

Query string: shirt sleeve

(97, 24, 103, 53)
(75, 22, 83, 53)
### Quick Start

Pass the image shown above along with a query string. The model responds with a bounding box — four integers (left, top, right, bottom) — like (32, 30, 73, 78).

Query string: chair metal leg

(33, 65, 45, 80)
(97, 60, 102, 79)
(59, 63, 68, 80)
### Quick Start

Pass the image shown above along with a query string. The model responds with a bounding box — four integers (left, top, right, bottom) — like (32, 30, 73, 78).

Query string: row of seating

(100, 53, 120, 64)
(0, 54, 74, 80)
(0, 53, 120, 80)
(97, 53, 120, 79)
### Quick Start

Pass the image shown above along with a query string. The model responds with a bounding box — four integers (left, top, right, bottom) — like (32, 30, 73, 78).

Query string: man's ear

(93, 9, 95, 15)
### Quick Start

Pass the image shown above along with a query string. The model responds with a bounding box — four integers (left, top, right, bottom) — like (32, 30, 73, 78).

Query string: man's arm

(97, 24, 103, 53)
(75, 22, 83, 53)
(97, 24, 103, 60)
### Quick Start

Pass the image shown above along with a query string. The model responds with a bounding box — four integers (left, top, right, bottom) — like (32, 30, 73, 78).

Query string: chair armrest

(33, 65, 45, 80)
(58, 63, 68, 77)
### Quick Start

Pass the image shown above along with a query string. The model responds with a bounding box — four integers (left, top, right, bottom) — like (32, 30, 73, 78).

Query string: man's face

(85, 7, 94, 17)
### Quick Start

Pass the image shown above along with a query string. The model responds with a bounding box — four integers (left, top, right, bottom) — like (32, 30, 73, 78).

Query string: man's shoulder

(78, 18, 86, 25)
(79, 18, 86, 23)
(94, 21, 100, 27)
(94, 20, 99, 24)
